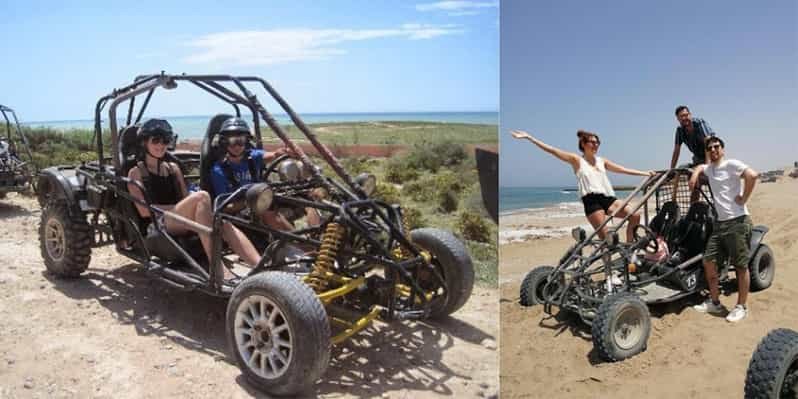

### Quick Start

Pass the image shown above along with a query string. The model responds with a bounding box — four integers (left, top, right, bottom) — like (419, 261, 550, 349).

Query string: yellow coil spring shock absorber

(308, 222, 346, 291)
(393, 216, 414, 260)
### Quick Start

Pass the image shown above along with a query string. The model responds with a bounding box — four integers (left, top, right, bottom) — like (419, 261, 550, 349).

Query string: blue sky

(500, 0, 797, 187)
(1, 1, 498, 122)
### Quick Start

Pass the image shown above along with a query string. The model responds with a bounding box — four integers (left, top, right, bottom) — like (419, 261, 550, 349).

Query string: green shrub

(403, 140, 468, 173)
(374, 182, 401, 205)
(342, 156, 379, 175)
(384, 158, 419, 183)
(437, 190, 458, 213)
(456, 210, 491, 243)
(401, 207, 427, 230)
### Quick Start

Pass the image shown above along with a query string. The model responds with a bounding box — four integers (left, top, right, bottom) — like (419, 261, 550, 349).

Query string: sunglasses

(706, 144, 722, 151)
(227, 136, 248, 147)
(149, 136, 172, 145)
(583, 139, 600, 146)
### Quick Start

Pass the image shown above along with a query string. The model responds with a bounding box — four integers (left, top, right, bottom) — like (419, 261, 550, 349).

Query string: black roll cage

(0, 104, 36, 169)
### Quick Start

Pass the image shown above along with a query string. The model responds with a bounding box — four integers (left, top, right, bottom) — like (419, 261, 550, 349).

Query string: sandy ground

(0, 194, 498, 399)
(500, 175, 798, 398)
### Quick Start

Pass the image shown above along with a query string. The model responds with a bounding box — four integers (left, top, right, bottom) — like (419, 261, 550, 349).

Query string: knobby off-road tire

(39, 201, 92, 278)
(226, 272, 331, 396)
(749, 244, 775, 292)
(592, 292, 651, 362)
(745, 328, 798, 399)
(411, 228, 475, 319)
(519, 265, 555, 306)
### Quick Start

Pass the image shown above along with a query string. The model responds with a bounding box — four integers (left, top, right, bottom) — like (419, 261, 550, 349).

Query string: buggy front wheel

(411, 228, 475, 319)
(592, 292, 651, 362)
(519, 265, 555, 306)
(226, 272, 331, 396)
(744, 328, 798, 399)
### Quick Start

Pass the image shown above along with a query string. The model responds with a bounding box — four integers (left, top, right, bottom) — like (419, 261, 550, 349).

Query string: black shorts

(582, 193, 617, 216)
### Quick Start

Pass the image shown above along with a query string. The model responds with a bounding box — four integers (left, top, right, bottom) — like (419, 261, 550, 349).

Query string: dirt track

(0, 194, 498, 398)
(500, 177, 798, 398)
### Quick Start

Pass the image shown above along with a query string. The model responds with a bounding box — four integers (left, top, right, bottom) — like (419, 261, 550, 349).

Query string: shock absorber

(308, 222, 346, 291)
(394, 215, 414, 260)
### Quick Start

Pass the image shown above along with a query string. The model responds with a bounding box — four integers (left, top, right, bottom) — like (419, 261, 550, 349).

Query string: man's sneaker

(693, 299, 725, 314)
(726, 305, 748, 323)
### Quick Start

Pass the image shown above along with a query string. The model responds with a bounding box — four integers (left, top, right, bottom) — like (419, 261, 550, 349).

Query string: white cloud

(184, 24, 464, 66)
(416, 1, 498, 15)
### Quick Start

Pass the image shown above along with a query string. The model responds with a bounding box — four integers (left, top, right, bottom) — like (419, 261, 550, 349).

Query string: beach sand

(499, 173, 798, 398)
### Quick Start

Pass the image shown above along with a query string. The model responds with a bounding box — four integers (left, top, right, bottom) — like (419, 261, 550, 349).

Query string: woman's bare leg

(221, 222, 261, 266)
(586, 210, 609, 239)
(165, 191, 214, 261)
(608, 200, 641, 242)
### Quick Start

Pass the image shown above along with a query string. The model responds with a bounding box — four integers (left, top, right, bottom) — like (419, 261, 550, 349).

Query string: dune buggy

(519, 168, 774, 361)
(0, 104, 36, 197)
(37, 73, 475, 396)
(745, 328, 798, 398)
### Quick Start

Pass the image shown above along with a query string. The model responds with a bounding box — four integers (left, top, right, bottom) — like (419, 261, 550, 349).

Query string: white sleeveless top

(575, 156, 615, 198)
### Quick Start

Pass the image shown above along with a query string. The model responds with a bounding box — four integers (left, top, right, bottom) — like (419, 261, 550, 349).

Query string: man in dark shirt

(670, 105, 715, 168)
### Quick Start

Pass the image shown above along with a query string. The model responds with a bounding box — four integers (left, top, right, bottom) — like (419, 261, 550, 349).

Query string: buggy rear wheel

(39, 201, 92, 278)
(411, 228, 475, 319)
(520, 265, 555, 306)
(749, 244, 775, 292)
(226, 272, 330, 396)
(744, 328, 798, 399)
(592, 292, 651, 362)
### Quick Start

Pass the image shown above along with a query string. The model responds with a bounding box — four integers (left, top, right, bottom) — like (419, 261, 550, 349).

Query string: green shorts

(704, 215, 752, 268)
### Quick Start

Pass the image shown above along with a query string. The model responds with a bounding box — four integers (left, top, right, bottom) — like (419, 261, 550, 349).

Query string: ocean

(22, 111, 498, 139)
(500, 187, 637, 215)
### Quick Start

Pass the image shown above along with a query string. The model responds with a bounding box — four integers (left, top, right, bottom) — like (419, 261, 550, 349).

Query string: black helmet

(139, 118, 174, 141)
(219, 117, 251, 137)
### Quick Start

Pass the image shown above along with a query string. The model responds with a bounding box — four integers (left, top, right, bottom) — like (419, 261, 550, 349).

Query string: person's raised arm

(510, 130, 580, 171)
(604, 158, 653, 177)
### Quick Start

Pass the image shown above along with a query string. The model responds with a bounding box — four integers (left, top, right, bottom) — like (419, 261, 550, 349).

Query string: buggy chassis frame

(58, 73, 450, 340)
(539, 168, 715, 323)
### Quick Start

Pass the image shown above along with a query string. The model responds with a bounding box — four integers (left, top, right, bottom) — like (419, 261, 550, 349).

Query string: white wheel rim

(234, 295, 293, 379)
(613, 306, 644, 350)
(45, 218, 66, 262)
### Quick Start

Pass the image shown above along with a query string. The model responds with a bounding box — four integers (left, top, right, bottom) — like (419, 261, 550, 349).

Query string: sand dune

(500, 174, 798, 398)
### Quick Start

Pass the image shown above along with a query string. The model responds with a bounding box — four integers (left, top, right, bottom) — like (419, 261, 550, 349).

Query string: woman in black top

(127, 119, 261, 276)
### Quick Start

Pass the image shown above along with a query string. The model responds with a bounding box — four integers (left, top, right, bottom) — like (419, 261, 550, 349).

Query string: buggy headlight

(355, 173, 377, 196)
(246, 183, 274, 216)
(571, 227, 586, 242)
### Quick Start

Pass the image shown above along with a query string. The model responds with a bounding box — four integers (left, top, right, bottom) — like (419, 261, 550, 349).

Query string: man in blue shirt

(669, 105, 715, 202)
(210, 117, 295, 230)
(670, 105, 715, 168)
(210, 117, 320, 230)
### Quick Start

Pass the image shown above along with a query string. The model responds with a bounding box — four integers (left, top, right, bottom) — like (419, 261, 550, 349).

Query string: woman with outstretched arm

(510, 129, 653, 242)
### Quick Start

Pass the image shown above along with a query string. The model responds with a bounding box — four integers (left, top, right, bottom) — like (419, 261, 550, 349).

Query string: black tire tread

(411, 228, 475, 318)
(39, 201, 92, 278)
(592, 292, 651, 362)
(226, 272, 331, 396)
(519, 266, 554, 306)
(749, 244, 775, 292)
(744, 328, 798, 399)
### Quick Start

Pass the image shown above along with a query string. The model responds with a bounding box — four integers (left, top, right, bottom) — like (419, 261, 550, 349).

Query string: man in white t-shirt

(688, 136, 758, 323)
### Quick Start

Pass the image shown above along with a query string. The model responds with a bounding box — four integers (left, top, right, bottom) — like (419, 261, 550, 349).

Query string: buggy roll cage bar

(0, 105, 35, 167)
(92, 72, 367, 200)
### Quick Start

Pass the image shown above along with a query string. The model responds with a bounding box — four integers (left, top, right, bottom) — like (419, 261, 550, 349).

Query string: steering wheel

(261, 153, 293, 182)
(633, 225, 659, 254)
